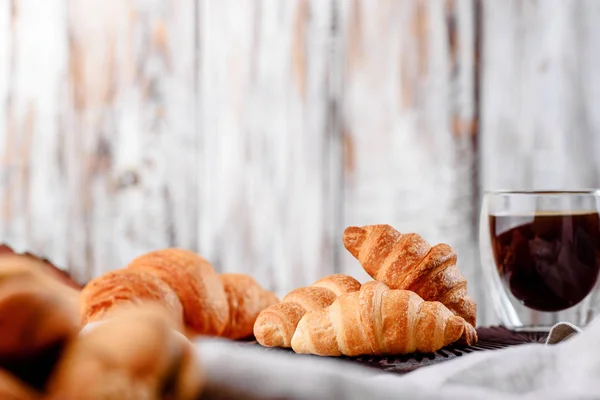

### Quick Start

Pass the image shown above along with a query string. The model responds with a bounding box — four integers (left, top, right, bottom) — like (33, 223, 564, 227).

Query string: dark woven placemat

(239, 326, 548, 375)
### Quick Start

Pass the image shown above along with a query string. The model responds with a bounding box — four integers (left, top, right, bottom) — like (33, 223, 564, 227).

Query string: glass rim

(483, 189, 600, 196)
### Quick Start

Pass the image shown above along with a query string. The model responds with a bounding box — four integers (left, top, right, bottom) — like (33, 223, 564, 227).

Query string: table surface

(241, 327, 548, 375)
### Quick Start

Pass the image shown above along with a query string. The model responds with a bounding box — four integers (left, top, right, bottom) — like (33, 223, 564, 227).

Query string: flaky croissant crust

(291, 281, 467, 356)
(343, 224, 477, 345)
(253, 274, 361, 348)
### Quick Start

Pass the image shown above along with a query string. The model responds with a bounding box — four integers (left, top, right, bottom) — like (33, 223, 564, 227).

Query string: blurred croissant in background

(0, 246, 205, 400)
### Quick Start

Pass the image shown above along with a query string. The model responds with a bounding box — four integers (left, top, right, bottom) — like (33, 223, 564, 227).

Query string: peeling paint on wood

(338, 0, 486, 322)
(70, 0, 198, 282)
(198, 0, 337, 297)
(0, 0, 69, 279)
(291, 0, 309, 100)
(481, 0, 600, 192)
(2, 1, 600, 325)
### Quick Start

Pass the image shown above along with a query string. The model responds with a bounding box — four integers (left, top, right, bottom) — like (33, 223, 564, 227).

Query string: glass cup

(479, 190, 600, 331)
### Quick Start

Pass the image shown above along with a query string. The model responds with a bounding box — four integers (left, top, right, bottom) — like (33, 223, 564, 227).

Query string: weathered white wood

(481, 0, 600, 191)
(480, 1, 600, 325)
(0, 2, 9, 230)
(0, 0, 70, 270)
(199, 0, 337, 296)
(0, 2, 8, 145)
(8, 0, 600, 327)
(63, 0, 197, 282)
(338, 0, 488, 323)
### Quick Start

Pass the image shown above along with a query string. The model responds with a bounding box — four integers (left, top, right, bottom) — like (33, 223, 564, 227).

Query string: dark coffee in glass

(480, 191, 600, 330)
(490, 212, 600, 312)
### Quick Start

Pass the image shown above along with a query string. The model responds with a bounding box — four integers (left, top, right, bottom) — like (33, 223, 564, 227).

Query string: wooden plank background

(1, 0, 600, 326)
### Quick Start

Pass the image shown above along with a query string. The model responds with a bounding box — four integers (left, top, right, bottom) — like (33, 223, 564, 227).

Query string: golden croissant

(80, 249, 279, 339)
(291, 281, 467, 356)
(0, 250, 205, 399)
(343, 224, 477, 344)
(253, 274, 361, 348)
(47, 305, 204, 400)
(0, 369, 40, 400)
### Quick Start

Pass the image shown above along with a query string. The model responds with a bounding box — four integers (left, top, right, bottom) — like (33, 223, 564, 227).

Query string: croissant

(81, 249, 278, 339)
(0, 279, 79, 392)
(0, 251, 80, 312)
(47, 305, 204, 400)
(343, 225, 477, 344)
(126, 248, 230, 335)
(0, 245, 82, 290)
(79, 269, 185, 328)
(0, 280, 79, 359)
(253, 274, 361, 348)
(0, 252, 81, 394)
(291, 281, 467, 356)
(0, 369, 40, 400)
(220, 273, 279, 340)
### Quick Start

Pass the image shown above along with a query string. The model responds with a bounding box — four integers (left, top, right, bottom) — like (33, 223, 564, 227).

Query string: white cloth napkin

(196, 319, 600, 400)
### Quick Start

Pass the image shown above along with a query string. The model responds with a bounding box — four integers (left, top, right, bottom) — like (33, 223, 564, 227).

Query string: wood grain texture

(198, 0, 338, 297)
(479, 0, 600, 324)
(0, 0, 70, 270)
(64, 0, 198, 283)
(3, 0, 600, 326)
(480, 0, 600, 191)
(0, 0, 198, 283)
(338, 0, 487, 322)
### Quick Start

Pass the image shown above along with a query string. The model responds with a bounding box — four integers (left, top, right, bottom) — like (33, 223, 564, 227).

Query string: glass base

(492, 288, 599, 331)
(511, 325, 553, 333)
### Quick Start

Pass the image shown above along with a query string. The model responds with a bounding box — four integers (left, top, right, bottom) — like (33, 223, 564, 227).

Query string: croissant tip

(342, 226, 360, 238)
(461, 322, 479, 346)
(445, 316, 467, 345)
(254, 323, 287, 348)
(342, 226, 368, 257)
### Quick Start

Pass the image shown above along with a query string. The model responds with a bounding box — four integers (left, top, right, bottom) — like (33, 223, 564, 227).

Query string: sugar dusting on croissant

(253, 274, 361, 348)
(220, 273, 279, 340)
(343, 224, 478, 345)
(291, 281, 467, 356)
